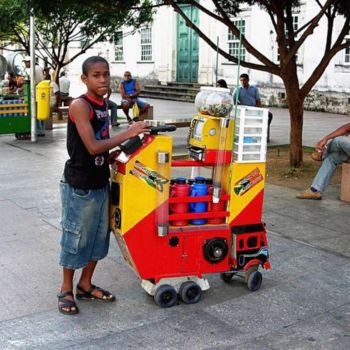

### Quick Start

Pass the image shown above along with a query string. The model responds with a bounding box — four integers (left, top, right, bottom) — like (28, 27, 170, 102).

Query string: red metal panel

(230, 190, 265, 226)
(123, 206, 231, 281)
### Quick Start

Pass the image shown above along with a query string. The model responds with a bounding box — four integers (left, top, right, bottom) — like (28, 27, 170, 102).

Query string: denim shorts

(59, 177, 110, 269)
(121, 97, 147, 109)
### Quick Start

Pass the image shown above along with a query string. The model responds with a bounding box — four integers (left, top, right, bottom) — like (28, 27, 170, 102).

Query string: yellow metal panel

(227, 162, 266, 222)
(189, 114, 234, 152)
(0, 103, 27, 108)
(114, 135, 172, 234)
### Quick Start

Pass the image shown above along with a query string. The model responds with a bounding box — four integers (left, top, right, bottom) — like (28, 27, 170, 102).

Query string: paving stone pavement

(0, 100, 349, 349)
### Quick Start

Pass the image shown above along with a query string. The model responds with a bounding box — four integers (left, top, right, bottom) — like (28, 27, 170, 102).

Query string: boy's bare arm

(132, 80, 141, 98)
(119, 83, 128, 99)
(70, 99, 150, 156)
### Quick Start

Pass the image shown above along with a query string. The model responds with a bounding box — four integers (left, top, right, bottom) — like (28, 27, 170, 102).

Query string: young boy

(58, 56, 150, 315)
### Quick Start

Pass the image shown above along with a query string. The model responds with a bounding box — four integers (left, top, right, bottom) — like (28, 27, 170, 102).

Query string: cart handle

(150, 125, 177, 135)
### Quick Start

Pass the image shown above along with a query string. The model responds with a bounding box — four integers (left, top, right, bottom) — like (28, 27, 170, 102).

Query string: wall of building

(61, 2, 349, 113)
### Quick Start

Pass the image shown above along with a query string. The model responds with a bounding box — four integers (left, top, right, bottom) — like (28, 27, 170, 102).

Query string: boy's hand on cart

(126, 121, 151, 138)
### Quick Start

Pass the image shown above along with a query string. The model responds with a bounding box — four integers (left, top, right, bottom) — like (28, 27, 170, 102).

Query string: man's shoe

(296, 188, 322, 200)
(311, 150, 323, 161)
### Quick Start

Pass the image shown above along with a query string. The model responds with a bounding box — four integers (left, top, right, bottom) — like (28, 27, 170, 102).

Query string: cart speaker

(110, 182, 120, 206)
(203, 238, 228, 264)
(114, 208, 121, 229)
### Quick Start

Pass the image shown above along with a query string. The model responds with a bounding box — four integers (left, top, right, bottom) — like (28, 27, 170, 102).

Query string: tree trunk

(53, 66, 61, 85)
(283, 78, 304, 168)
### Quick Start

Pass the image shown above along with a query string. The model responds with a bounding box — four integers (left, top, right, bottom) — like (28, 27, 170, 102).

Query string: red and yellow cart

(110, 98, 271, 308)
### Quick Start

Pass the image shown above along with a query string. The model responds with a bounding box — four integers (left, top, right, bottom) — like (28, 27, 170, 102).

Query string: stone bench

(139, 105, 154, 120)
(340, 162, 350, 202)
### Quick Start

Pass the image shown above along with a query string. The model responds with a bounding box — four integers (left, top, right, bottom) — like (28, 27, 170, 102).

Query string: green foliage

(334, 0, 350, 16)
(0, 0, 153, 77)
(0, 0, 30, 47)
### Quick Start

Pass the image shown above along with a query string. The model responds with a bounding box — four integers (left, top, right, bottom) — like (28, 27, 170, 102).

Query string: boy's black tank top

(64, 94, 110, 189)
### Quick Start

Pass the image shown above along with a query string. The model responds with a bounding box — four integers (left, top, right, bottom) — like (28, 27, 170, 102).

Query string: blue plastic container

(189, 176, 208, 225)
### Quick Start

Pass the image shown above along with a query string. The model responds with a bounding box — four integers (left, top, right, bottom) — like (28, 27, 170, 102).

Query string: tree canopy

(162, 0, 350, 166)
(0, 0, 153, 80)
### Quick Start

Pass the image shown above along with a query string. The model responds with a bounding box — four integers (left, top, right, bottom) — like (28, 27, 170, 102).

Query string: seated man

(7, 72, 18, 93)
(235, 73, 273, 142)
(119, 71, 150, 124)
(297, 123, 350, 200)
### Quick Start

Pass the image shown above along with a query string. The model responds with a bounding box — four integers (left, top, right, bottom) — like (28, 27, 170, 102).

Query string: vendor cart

(0, 82, 31, 139)
(110, 87, 271, 308)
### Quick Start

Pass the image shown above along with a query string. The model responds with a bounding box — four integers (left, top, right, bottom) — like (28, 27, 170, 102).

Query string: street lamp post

(29, 6, 36, 142)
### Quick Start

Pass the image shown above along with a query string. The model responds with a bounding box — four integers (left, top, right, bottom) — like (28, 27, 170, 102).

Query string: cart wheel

(247, 270, 262, 291)
(220, 272, 236, 283)
(179, 281, 202, 304)
(154, 284, 178, 308)
(244, 265, 259, 283)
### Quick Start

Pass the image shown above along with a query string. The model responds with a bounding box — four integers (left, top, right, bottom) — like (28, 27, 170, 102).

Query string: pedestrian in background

(235, 73, 273, 142)
(107, 87, 120, 127)
(216, 79, 228, 88)
(23, 56, 45, 137)
(59, 71, 70, 98)
(119, 71, 150, 124)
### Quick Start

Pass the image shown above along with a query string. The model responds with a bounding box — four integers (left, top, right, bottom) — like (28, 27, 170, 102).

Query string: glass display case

(233, 106, 269, 163)
(195, 86, 233, 118)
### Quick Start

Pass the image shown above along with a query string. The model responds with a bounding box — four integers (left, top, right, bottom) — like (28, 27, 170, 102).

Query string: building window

(140, 27, 152, 61)
(277, 15, 299, 62)
(228, 19, 246, 61)
(291, 15, 299, 33)
(114, 31, 123, 61)
(345, 47, 350, 64)
(344, 33, 350, 64)
(81, 39, 90, 49)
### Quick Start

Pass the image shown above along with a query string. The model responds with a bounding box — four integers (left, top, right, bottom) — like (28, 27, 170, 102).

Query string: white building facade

(67, 1, 350, 98)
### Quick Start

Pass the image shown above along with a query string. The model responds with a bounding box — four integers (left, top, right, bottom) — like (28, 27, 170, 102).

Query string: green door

(176, 5, 199, 83)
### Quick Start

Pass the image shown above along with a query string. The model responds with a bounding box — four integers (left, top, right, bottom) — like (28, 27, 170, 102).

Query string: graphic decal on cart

(234, 168, 263, 196)
(130, 160, 169, 192)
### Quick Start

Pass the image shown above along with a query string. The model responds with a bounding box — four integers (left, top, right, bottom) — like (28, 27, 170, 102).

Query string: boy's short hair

(82, 56, 109, 76)
(240, 73, 249, 80)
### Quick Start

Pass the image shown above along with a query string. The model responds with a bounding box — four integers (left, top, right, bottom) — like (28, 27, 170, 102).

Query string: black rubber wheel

(154, 284, 178, 308)
(220, 272, 236, 283)
(203, 238, 228, 264)
(179, 281, 202, 304)
(247, 270, 262, 291)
